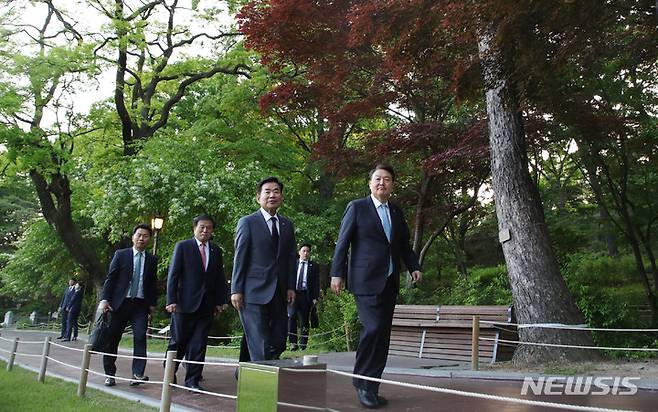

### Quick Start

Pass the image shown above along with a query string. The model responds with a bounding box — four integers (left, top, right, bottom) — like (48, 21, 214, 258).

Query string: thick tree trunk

(478, 23, 598, 364)
(30, 170, 106, 295)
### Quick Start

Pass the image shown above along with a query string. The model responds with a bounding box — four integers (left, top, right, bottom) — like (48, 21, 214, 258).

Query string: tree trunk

(412, 172, 431, 255)
(30, 170, 106, 295)
(478, 23, 598, 364)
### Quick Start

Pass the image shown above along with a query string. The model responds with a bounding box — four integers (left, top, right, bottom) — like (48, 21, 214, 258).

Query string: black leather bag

(310, 304, 319, 329)
(89, 311, 112, 352)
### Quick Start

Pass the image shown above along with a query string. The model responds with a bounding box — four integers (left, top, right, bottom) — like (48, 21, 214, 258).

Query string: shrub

(440, 264, 513, 305)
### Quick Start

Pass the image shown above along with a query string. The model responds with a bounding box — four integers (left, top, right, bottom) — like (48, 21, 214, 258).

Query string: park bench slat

(389, 304, 518, 363)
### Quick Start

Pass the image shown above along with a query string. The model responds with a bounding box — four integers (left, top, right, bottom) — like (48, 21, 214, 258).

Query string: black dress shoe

(376, 394, 388, 406)
(356, 388, 379, 409)
(129, 374, 150, 386)
(186, 384, 205, 394)
(56, 335, 63, 339)
(61, 338, 71, 342)
(104, 377, 116, 387)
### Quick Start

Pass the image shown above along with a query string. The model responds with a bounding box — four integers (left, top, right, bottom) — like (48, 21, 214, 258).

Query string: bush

(440, 264, 513, 305)
(563, 252, 656, 357)
(315, 289, 360, 352)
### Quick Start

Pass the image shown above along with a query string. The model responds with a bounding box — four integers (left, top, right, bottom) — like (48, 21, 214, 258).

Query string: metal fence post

(471, 315, 480, 371)
(7, 337, 19, 371)
(160, 350, 176, 412)
(77, 344, 92, 396)
(38, 336, 51, 382)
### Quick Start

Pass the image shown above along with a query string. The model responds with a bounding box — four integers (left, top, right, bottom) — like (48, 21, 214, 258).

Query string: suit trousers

(239, 285, 288, 361)
(64, 310, 80, 339)
(352, 275, 397, 392)
(103, 298, 149, 376)
(167, 302, 213, 387)
(59, 309, 69, 337)
(287, 290, 311, 348)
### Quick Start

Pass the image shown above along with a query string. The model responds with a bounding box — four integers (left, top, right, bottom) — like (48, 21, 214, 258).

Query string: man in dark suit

(98, 224, 158, 387)
(56, 279, 75, 339)
(331, 164, 422, 409)
(62, 280, 84, 342)
(288, 243, 320, 351)
(166, 214, 229, 391)
(231, 177, 297, 362)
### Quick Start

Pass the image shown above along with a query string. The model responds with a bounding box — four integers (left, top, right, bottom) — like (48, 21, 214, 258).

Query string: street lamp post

(151, 216, 164, 255)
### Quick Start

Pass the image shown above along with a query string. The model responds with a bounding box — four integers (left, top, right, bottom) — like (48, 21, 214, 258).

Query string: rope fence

(1, 316, 655, 412)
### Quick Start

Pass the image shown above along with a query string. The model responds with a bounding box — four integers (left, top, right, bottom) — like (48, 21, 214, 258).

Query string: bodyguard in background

(288, 243, 320, 350)
(56, 278, 75, 339)
(62, 280, 84, 342)
(331, 164, 422, 409)
(166, 214, 229, 391)
(231, 177, 297, 361)
(98, 224, 158, 387)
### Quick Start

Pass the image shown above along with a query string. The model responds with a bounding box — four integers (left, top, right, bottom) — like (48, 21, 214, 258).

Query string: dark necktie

(271, 216, 279, 252)
(297, 261, 306, 290)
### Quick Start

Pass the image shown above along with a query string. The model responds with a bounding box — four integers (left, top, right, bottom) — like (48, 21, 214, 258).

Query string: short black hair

(299, 243, 311, 250)
(368, 164, 396, 181)
(132, 223, 153, 236)
(193, 214, 215, 228)
(257, 176, 284, 193)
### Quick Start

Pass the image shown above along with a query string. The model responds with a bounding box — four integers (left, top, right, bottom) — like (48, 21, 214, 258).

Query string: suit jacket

(59, 286, 74, 310)
(295, 259, 320, 301)
(167, 238, 229, 313)
(67, 286, 84, 314)
(231, 211, 297, 305)
(330, 196, 421, 295)
(101, 248, 158, 309)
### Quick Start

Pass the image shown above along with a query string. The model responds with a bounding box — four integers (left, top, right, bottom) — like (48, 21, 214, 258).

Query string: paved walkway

(1, 329, 656, 411)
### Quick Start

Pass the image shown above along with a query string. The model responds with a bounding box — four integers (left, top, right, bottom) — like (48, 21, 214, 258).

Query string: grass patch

(120, 336, 328, 359)
(543, 362, 596, 376)
(0, 361, 155, 412)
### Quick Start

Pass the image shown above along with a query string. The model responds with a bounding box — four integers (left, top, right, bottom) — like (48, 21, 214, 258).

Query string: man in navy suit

(288, 243, 320, 350)
(166, 214, 229, 391)
(56, 278, 75, 339)
(331, 164, 422, 409)
(231, 177, 297, 362)
(98, 224, 158, 387)
(62, 280, 84, 342)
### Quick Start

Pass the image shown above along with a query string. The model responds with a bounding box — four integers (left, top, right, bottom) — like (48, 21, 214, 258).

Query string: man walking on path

(98, 224, 159, 387)
(331, 164, 422, 409)
(166, 214, 229, 392)
(231, 177, 297, 362)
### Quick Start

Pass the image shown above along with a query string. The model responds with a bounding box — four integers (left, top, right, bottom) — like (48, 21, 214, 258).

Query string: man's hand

(231, 293, 244, 311)
(165, 303, 177, 313)
(312, 299, 318, 305)
(410, 270, 423, 284)
(331, 277, 343, 295)
(98, 300, 112, 313)
(287, 289, 295, 305)
(213, 305, 225, 317)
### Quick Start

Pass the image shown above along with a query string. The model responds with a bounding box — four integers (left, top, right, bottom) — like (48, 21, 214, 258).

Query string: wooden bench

(390, 305, 518, 363)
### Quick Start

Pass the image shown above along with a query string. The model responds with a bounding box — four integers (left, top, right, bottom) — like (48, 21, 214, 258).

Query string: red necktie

(199, 243, 207, 271)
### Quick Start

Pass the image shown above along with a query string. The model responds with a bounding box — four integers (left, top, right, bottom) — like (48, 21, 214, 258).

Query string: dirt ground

(484, 358, 658, 379)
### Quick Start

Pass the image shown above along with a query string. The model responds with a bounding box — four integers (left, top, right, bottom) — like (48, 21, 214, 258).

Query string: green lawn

(120, 336, 327, 359)
(0, 361, 156, 412)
